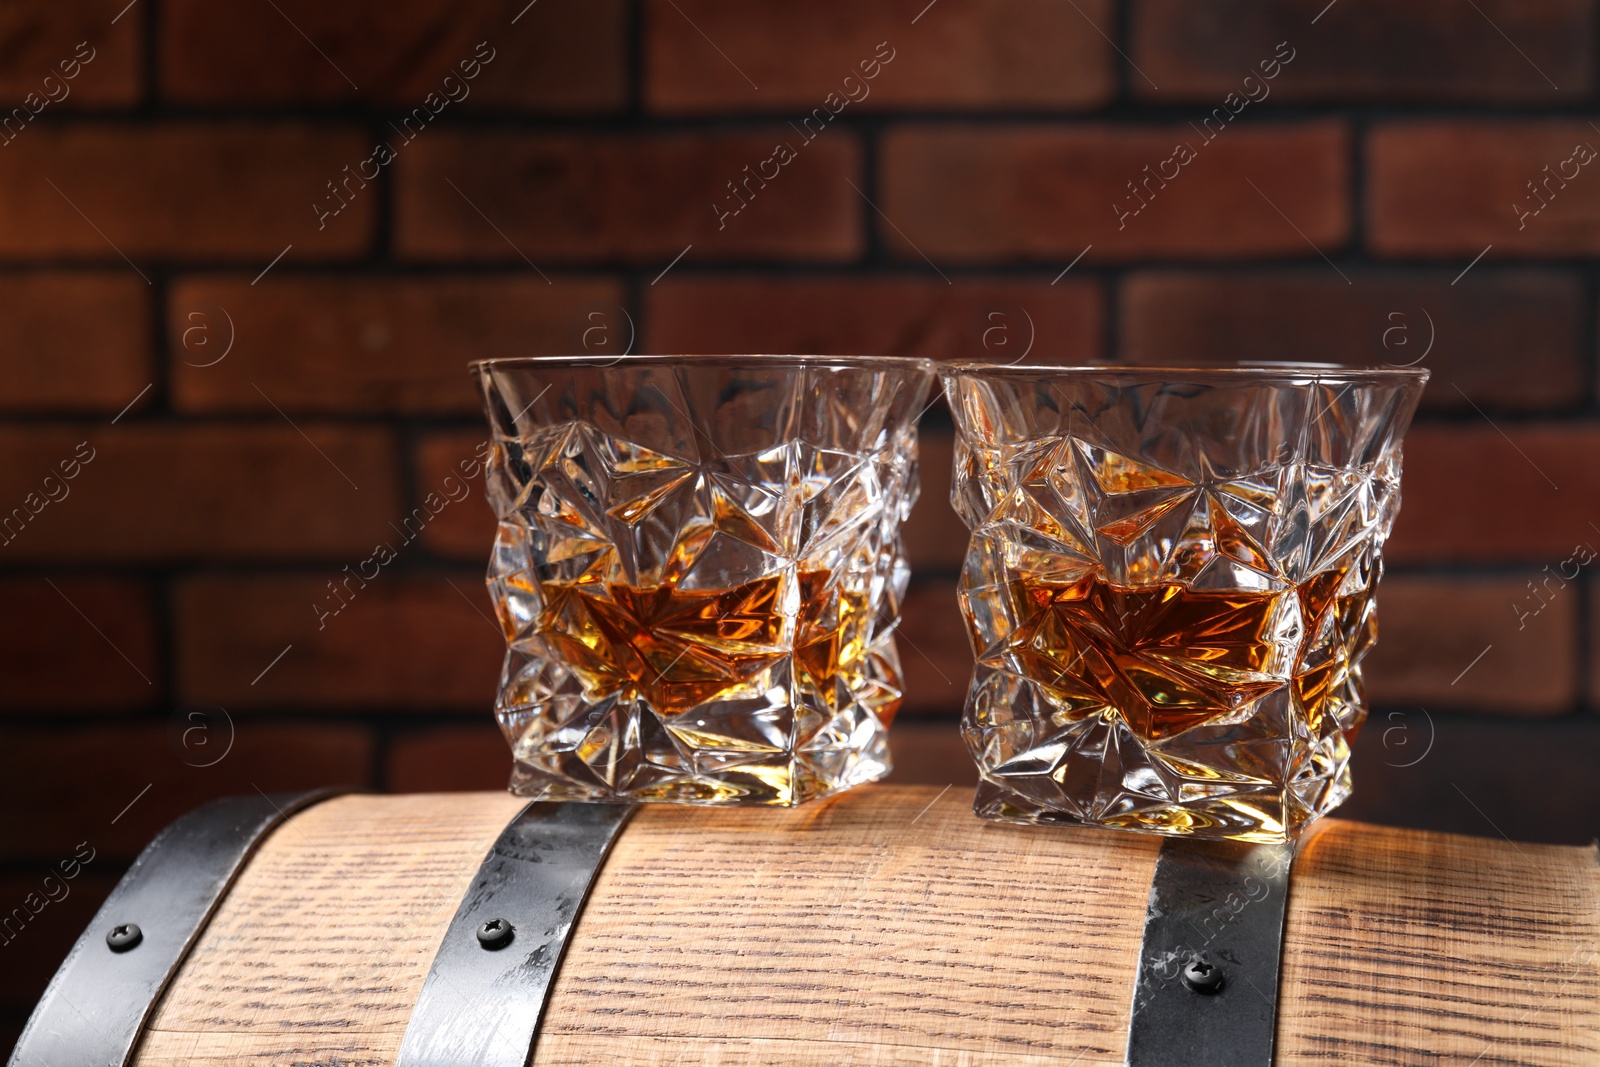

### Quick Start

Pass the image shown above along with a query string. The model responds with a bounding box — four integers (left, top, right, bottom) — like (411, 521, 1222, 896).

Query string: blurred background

(5, 0, 1600, 1049)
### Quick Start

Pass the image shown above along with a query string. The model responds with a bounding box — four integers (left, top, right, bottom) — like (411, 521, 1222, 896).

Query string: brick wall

(5, 0, 1600, 1045)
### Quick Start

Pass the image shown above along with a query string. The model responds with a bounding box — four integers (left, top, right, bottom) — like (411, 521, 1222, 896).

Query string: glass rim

(470, 354, 939, 373)
(941, 359, 1430, 384)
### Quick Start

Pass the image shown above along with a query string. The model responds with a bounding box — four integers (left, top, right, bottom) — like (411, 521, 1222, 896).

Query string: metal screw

(476, 917, 514, 950)
(106, 923, 142, 952)
(1181, 957, 1224, 995)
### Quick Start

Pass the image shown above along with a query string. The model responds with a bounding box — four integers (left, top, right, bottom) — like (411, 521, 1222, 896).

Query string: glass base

(970, 777, 1347, 844)
(500, 680, 896, 807)
(508, 755, 890, 807)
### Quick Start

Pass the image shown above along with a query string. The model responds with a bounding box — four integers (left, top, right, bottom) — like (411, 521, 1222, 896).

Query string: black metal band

(8, 788, 343, 1067)
(395, 801, 636, 1067)
(1124, 836, 1296, 1067)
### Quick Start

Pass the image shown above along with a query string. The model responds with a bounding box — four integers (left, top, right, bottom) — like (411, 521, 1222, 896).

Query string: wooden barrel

(52, 787, 1600, 1065)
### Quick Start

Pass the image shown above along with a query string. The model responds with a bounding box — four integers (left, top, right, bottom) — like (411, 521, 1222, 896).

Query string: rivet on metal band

(8, 788, 345, 1067)
(1124, 836, 1296, 1067)
(396, 801, 637, 1067)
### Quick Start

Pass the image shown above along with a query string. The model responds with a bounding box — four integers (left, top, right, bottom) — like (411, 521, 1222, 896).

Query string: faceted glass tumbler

(476, 355, 936, 806)
(942, 363, 1429, 842)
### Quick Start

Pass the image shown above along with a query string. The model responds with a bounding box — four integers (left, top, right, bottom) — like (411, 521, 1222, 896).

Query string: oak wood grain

(134, 792, 527, 1066)
(532, 786, 1160, 1066)
(1277, 819, 1600, 1066)
(125, 786, 1598, 1066)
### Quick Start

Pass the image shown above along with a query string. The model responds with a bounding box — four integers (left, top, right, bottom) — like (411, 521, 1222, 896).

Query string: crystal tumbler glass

(942, 363, 1429, 842)
(476, 355, 936, 806)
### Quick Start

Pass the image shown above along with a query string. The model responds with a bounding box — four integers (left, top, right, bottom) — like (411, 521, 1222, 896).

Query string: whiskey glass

(942, 362, 1428, 842)
(475, 355, 936, 805)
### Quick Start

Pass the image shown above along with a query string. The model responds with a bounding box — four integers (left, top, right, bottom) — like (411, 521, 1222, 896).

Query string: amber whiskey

(527, 567, 898, 726)
(993, 567, 1370, 741)
(969, 564, 1374, 840)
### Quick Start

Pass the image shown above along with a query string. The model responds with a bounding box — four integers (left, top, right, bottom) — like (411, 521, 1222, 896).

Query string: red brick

(1120, 270, 1586, 412)
(897, 579, 971, 715)
(169, 276, 622, 416)
(1132, 0, 1593, 103)
(416, 432, 496, 561)
(882, 122, 1349, 263)
(0, 125, 372, 260)
(1589, 584, 1600, 706)
(645, 276, 1102, 362)
(0, 426, 401, 561)
(0, 2, 140, 108)
(162, 0, 625, 111)
(176, 573, 503, 709)
(395, 131, 861, 263)
(388, 724, 509, 792)
(1369, 122, 1600, 257)
(1365, 575, 1577, 715)
(645, 0, 1112, 113)
(884, 721, 975, 786)
(1388, 425, 1600, 563)
(1342, 714, 1600, 845)
(0, 579, 158, 711)
(904, 428, 968, 574)
(0, 723, 373, 862)
(0, 274, 149, 414)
